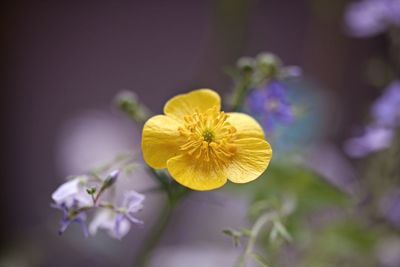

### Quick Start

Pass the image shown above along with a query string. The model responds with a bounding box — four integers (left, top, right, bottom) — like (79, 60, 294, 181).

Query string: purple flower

(345, 0, 400, 37)
(246, 80, 294, 131)
(344, 80, 400, 158)
(52, 202, 89, 237)
(51, 176, 94, 208)
(89, 191, 145, 239)
(372, 80, 400, 127)
(51, 176, 96, 237)
(344, 125, 394, 157)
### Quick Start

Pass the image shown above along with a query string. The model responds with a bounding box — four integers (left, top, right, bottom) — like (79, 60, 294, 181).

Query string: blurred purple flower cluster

(345, 80, 400, 157)
(246, 80, 294, 132)
(372, 80, 400, 127)
(51, 170, 145, 239)
(345, 0, 400, 37)
(242, 53, 301, 133)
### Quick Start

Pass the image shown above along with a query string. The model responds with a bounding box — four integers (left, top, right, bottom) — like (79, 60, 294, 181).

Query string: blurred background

(1, 0, 396, 266)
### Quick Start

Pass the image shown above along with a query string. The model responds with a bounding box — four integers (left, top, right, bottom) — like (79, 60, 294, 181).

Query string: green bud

(114, 90, 151, 123)
(86, 187, 97, 195)
(102, 170, 119, 189)
(222, 228, 243, 247)
(237, 56, 254, 73)
(256, 52, 282, 78)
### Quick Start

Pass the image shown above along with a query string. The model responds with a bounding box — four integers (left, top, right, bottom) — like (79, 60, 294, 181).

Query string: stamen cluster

(178, 106, 237, 167)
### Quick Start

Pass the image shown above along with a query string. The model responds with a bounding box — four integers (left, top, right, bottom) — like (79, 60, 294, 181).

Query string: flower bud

(256, 52, 282, 78)
(237, 56, 254, 73)
(102, 170, 119, 189)
(114, 90, 151, 123)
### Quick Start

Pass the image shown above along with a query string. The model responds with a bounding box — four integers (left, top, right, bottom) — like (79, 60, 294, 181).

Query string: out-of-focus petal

(89, 210, 131, 240)
(344, 126, 394, 157)
(372, 80, 400, 127)
(345, 0, 389, 37)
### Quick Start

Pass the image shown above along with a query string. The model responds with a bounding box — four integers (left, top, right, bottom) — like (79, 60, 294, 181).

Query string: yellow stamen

(178, 106, 237, 167)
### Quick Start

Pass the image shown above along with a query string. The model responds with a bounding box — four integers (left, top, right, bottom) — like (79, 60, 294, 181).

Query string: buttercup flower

(142, 89, 272, 190)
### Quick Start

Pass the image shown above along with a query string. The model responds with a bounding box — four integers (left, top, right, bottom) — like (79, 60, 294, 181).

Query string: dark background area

(1, 0, 383, 265)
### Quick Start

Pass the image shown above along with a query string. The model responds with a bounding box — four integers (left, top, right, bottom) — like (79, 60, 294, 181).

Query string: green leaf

(273, 220, 292, 242)
(222, 228, 243, 247)
(233, 164, 350, 211)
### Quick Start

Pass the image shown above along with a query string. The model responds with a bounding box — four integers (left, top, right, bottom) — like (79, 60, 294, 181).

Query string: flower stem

(232, 84, 249, 112)
(231, 73, 253, 112)
(132, 168, 190, 267)
(235, 211, 277, 267)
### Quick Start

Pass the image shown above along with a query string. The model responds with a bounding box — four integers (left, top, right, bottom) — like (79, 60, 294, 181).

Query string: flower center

(178, 106, 237, 165)
(202, 129, 215, 143)
(265, 98, 280, 111)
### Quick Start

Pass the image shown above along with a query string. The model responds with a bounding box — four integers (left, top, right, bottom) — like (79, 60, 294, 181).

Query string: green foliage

(297, 220, 379, 267)
(239, 163, 349, 209)
(226, 163, 375, 266)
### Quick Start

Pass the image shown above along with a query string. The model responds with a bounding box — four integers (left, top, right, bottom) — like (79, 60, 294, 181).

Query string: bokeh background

(1, 0, 393, 266)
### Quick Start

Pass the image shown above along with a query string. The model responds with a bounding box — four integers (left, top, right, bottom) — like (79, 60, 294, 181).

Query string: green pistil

(202, 129, 215, 143)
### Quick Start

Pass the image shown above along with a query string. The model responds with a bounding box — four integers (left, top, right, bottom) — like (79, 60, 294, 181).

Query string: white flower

(51, 176, 94, 208)
(89, 190, 145, 239)
(89, 210, 130, 240)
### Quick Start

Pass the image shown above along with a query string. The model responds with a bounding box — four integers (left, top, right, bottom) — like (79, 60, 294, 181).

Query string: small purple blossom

(345, 0, 400, 37)
(51, 175, 94, 208)
(344, 125, 394, 157)
(246, 80, 294, 131)
(372, 80, 400, 127)
(89, 190, 145, 240)
(345, 80, 400, 158)
(51, 169, 145, 239)
(52, 202, 89, 237)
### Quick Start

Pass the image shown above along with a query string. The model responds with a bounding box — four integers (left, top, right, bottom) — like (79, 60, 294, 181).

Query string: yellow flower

(142, 89, 272, 191)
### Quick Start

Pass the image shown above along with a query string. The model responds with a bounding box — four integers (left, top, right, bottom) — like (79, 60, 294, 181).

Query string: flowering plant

(48, 15, 400, 263)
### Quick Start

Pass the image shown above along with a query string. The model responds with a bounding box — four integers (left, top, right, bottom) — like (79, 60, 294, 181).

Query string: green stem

(235, 211, 277, 267)
(132, 167, 190, 267)
(232, 81, 252, 112)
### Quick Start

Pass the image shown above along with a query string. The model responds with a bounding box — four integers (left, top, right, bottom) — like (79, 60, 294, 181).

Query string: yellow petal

(142, 115, 185, 169)
(164, 89, 221, 121)
(167, 154, 227, 190)
(227, 112, 265, 139)
(227, 138, 272, 183)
